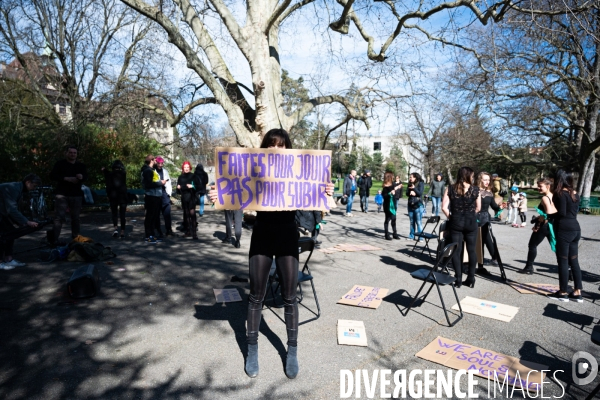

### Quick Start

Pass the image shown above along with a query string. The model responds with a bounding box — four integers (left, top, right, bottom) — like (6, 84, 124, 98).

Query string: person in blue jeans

(343, 170, 357, 217)
(406, 172, 425, 240)
(194, 164, 209, 216)
(428, 173, 445, 216)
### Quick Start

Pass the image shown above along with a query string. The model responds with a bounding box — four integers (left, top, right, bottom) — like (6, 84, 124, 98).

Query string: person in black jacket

(177, 161, 201, 239)
(358, 170, 373, 213)
(382, 172, 401, 240)
(475, 172, 502, 275)
(50, 145, 88, 243)
(547, 170, 583, 302)
(0, 174, 41, 270)
(194, 164, 209, 217)
(102, 160, 128, 238)
(141, 155, 165, 243)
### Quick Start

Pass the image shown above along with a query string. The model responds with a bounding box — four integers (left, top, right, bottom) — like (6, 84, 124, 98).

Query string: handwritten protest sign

(508, 282, 562, 295)
(416, 336, 548, 391)
(214, 147, 332, 211)
(337, 320, 368, 347)
(337, 285, 389, 309)
(213, 288, 243, 303)
(451, 296, 519, 322)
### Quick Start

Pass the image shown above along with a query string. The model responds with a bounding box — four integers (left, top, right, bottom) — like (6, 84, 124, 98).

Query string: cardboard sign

(508, 282, 562, 295)
(416, 336, 548, 391)
(213, 288, 243, 303)
(214, 147, 332, 211)
(337, 285, 389, 309)
(337, 320, 368, 347)
(451, 296, 519, 322)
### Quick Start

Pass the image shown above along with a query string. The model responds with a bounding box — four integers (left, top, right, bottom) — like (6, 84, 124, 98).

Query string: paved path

(1, 200, 599, 399)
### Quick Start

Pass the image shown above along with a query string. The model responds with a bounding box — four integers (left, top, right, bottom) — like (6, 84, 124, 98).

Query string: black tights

(110, 201, 126, 231)
(182, 200, 197, 235)
(449, 214, 478, 282)
(247, 255, 299, 347)
(384, 211, 397, 236)
(478, 223, 495, 267)
(526, 223, 550, 268)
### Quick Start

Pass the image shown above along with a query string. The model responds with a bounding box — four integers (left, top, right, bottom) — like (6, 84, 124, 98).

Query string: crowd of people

(0, 138, 587, 380)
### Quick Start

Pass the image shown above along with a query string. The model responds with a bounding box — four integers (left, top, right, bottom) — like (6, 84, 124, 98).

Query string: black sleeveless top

(448, 185, 480, 214)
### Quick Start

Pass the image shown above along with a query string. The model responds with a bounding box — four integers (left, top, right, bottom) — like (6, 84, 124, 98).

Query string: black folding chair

(411, 216, 441, 260)
(265, 237, 321, 325)
(585, 324, 600, 400)
(403, 242, 463, 327)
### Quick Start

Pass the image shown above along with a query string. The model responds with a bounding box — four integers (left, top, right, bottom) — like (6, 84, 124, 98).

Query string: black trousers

(555, 229, 583, 292)
(449, 213, 478, 282)
(144, 195, 162, 238)
(383, 211, 397, 236)
(478, 222, 495, 266)
(110, 200, 126, 231)
(526, 222, 551, 268)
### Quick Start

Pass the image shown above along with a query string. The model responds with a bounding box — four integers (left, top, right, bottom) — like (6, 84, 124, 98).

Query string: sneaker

(146, 236, 158, 244)
(5, 259, 26, 267)
(547, 291, 569, 302)
(518, 266, 534, 275)
(487, 259, 499, 266)
(568, 292, 583, 303)
(0, 262, 16, 270)
(112, 230, 119, 238)
(520, 222, 526, 227)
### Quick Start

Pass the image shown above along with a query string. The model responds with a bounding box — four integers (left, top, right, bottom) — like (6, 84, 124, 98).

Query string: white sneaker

(520, 222, 526, 227)
(347, 213, 353, 217)
(4, 259, 26, 267)
(0, 262, 16, 270)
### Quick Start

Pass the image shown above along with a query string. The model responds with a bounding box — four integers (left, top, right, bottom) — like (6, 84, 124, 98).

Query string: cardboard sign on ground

(319, 247, 343, 254)
(337, 320, 368, 347)
(508, 282, 562, 295)
(213, 288, 243, 303)
(416, 336, 548, 391)
(214, 147, 332, 211)
(451, 296, 519, 322)
(337, 285, 389, 309)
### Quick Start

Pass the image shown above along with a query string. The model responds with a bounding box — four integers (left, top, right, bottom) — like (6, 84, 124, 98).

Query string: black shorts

(249, 222, 299, 260)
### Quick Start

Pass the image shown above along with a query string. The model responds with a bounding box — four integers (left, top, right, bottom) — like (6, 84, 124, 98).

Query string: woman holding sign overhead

(209, 129, 334, 379)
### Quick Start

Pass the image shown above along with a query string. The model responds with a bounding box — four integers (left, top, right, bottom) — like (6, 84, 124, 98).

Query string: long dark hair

(409, 172, 422, 183)
(453, 166, 474, 196)
(112, 160, 125, 171)
(553, 169, 577, 201)
(260, 129, 292, 149)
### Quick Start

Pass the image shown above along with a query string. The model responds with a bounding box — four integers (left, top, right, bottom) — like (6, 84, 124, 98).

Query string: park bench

(580, 196, 600, 215)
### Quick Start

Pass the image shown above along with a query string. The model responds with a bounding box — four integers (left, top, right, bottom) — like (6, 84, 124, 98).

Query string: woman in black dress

(441, 166, 481, 288)
(547, 170, 583, 302)
(382, 171, 400, 240)
(102, 160, 127, 238)
(209, 129, 334, 379)
(475, 172, 502, 275)
(177, 161, 200, 239)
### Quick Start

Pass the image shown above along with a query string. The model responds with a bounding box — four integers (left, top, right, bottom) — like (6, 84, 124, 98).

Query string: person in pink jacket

(517, 192, 528, 227)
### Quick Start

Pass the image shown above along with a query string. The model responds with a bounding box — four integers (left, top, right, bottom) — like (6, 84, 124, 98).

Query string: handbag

(408, 196, 421, 209)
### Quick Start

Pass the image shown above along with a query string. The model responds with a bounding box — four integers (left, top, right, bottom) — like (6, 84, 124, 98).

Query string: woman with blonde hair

(442, 167, 481, 288)
(475, 171, 502, 275)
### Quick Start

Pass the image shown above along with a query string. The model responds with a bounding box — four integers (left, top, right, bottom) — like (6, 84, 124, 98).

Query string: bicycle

(28, 185, 53, 222)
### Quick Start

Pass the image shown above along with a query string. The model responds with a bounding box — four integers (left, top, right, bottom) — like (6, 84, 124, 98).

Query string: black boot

(245, 344, 259, 378)
(519, 265, 534, 275)
(462, 276, 476, 288)
(285, 345, 299, 379)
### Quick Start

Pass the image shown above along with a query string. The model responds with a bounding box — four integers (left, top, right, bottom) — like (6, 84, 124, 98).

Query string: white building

(348, 134, 423, 177)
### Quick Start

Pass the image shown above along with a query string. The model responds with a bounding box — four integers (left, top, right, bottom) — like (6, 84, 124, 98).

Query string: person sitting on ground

(102, 160, 128, 239)
(0, 174, 41, 270)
